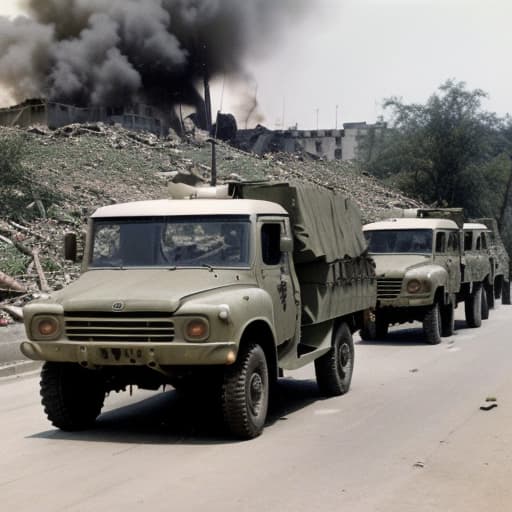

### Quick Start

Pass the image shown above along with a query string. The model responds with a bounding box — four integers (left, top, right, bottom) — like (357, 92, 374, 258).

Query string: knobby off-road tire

(359, 315, 388, 341)
(486, 285, 495, 310)
(359, 319, 376, 341)
(423, 302, 442, 345)
(465, 283, 482, 328)
(221, 343, 269, 439)
(40, 362, 106, 431)
(503, 280, 511, 305)
(481, 286, 489, 320)
(440, 302, 455, 337)
(315, 322, 354, 396)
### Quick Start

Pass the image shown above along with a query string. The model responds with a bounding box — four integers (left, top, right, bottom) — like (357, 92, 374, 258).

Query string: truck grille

(377, 278, 403, 299)
(64, 311, 175, 342)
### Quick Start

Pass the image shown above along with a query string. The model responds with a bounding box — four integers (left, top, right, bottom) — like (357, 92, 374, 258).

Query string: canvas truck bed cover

(231, 182, 376, 324)
(231, 182, 368, 263)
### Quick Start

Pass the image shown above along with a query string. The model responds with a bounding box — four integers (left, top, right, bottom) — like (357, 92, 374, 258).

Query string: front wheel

(315, 322, 354, 396)
(423, 302, 442, 344)
(40, 362, 106, 431)
(221, 344, 269, 439)
(465, 284, 482, 328)
(440, 302, 455, 337)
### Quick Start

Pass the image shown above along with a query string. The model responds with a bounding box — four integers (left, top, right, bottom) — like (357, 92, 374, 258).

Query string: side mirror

(63, 232, 78, 262)
(280, 236, 293, 253)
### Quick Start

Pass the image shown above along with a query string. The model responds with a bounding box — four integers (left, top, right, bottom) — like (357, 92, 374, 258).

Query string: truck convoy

(362, 208, 507, 344)
(472, 217, 511, 307)
(21, 182, 376, 439)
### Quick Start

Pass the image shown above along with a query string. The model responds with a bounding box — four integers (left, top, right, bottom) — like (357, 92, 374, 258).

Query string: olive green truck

(362, 208, 508, 344)
(21, 182, 376, 438)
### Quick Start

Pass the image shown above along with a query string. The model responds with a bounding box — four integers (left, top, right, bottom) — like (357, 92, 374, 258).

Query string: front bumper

(20, 340, 238, 367)
(378, 296, 432, 308)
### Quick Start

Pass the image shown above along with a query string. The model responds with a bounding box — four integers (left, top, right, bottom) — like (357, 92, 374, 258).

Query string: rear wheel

(440, 302, 455, 337)
(423, 302, 442, 344)
(359, 314, 388, 341)
(481, 286, 489, 320)
(486, 285, 495, 310)
(375, 316, 389, 339)
(315, 322, 354, 396)
(40, 362, 105, 431)
(221, 343, 269, 439)
(465, 283, 482, 328)
(503, 280, 511, 305)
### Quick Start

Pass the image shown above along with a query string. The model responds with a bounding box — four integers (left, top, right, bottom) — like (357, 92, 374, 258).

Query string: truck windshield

(365, 229, 433, 254)
(89, 215, 251, 268)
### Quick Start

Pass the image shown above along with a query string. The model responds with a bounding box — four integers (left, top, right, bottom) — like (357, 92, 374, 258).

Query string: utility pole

(281, 96, 286, 131)
(316, 108, 319, 130)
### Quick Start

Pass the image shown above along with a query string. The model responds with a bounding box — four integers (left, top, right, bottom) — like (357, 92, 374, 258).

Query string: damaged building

(0, 99, 173, 136)
(233, 122, 386, 161)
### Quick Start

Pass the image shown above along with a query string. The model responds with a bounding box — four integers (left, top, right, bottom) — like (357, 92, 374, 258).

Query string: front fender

(177, 286, 277, 345)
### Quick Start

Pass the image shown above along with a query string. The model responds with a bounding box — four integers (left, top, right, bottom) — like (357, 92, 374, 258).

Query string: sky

(1, 0, 511, 130)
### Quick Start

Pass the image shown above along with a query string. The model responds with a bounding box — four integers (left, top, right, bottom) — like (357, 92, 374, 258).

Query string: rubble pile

(0, 123, 423, 321)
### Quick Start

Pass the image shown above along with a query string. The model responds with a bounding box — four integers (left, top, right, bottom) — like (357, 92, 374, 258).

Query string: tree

(358, 80, 511, 219)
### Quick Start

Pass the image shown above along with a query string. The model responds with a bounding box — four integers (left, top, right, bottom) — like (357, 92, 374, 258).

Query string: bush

(0, 135, 61, 218)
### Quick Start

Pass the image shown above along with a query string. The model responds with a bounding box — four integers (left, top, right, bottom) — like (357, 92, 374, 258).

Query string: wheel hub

(249, 373, 263, 415)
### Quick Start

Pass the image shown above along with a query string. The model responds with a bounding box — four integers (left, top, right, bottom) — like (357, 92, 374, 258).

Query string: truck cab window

(481, 233, 488, 250)
(435, 232, 446, 253)
(447, 231, 459, 253)
(261, 223, 282, 265)
(464, 231, 473, 251)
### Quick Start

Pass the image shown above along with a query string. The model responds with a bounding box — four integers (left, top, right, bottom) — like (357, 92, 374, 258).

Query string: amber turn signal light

(37, 317, 58, 336)
(185, 319, 209, 340)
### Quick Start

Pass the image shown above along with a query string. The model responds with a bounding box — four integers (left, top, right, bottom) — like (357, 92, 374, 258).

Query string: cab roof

(364, 217, 459, 231)
(463, 222, 489, 231)
(91, 199, 288, 218)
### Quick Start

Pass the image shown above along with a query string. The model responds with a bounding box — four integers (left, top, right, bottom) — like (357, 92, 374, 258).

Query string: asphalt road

(1, 304, 512, 512)
(0, 323, 27, 363)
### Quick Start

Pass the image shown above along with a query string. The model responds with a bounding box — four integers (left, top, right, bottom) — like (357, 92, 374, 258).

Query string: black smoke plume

(0, 0, 310, 124)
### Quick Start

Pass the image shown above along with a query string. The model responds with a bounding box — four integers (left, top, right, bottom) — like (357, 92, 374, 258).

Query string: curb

(0, 360, 42, 379)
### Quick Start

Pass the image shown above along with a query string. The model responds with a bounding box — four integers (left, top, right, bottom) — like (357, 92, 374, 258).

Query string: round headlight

(407, 279, 422, 294)
(185, 319, 209, 340)
(36, 317, 59, 337)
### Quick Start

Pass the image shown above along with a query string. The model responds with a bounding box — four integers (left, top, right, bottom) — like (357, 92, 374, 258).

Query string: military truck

(461, 222, 492, 322)
(472, 218, 510, 306)
(21, 182, 376, 439)
(362, 209, 492, 344)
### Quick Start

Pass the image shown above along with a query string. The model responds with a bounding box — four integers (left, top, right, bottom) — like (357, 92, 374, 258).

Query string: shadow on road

(29, 376, 324, 445)
(357, 319, 476, 347)
(356, 326, 432, 346)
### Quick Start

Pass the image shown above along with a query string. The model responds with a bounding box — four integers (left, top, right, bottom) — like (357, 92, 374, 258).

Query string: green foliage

(0, 134, 61, 218)
(0, 245, 30, 277)
(358, 80, 512, 219)
(0, 135, 30, 214)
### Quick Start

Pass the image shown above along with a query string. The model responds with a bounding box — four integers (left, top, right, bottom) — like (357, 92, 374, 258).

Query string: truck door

(257, 219, 297, 343)
(434, 230, 460, 293)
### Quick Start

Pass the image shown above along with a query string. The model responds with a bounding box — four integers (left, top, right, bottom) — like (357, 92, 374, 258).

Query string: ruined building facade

(0, 99, 173, 136)
(234, 122, 386, 161)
